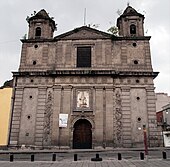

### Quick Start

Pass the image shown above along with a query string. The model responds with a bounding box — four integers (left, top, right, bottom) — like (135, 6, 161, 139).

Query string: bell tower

(117, 6, 145, 37)
(27, 9, 56, 39)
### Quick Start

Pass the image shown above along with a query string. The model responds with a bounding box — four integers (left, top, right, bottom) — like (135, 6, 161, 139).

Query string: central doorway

(73, 119, 92, 149)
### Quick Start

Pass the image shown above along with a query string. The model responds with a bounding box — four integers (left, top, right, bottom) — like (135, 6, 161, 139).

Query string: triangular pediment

(54, 26, 112, 40)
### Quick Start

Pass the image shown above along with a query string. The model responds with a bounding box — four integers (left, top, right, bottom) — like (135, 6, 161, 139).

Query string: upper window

(77, 46, 91, 67)
(130, 24, 136, 35)
(35, 27, 41, 37)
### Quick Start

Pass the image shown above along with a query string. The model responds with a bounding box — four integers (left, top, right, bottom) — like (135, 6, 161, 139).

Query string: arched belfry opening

(130, 24, 136, 35)
(73, 119, 92, 149)
(35, 27, 41, 38)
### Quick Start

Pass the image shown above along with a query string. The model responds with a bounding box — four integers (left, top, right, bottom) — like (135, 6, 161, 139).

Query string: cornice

(13, 70, 159, 78)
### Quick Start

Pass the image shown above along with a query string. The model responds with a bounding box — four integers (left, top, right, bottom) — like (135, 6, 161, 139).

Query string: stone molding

(13, 70, 158, 78)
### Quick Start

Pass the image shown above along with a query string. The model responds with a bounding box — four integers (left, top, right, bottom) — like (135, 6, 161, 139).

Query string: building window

(77, 46, 91, 67)
(130, 24, 136, 35)
(35, 27, 41, 37)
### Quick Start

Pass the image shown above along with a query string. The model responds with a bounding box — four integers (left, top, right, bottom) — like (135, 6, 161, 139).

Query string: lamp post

(143, 125, 148, 158)
(165, 106, 170, 125)
(162, 107, 170, 147)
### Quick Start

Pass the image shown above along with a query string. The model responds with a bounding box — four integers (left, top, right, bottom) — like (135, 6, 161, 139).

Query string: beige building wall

(156, 93, 170, 112)
(0, 88, 12, 145)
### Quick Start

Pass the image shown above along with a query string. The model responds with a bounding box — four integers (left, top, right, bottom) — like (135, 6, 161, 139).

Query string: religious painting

(77, 91, 89, 108)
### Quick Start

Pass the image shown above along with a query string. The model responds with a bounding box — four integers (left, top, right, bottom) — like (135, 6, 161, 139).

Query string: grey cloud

(0, 0, 169, 95)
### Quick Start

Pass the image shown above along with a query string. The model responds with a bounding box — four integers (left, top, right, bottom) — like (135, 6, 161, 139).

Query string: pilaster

(122, 87, 132, 147)
(146, 87, 158, 147)
(35, 87, 47, 146)
(9, 87, 24, 145)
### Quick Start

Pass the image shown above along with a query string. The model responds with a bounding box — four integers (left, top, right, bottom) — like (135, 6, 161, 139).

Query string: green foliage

(107, 26, 119, 36)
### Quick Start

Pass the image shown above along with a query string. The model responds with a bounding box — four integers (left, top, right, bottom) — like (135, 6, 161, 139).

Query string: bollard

(162, 151, 167, 159)
(52, 153, 56, 161)
(140, 152, 144, 160)
(96, 153, 99, 159)
(118, 153, 122, 160)
(74, 154, 77, 161)
(91, 153, 102, 161)
(10, 154, 14, 162)
(31, 154, 34, 162)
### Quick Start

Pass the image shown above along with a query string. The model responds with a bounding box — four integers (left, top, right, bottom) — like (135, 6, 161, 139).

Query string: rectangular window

(77, 46, 91, 67)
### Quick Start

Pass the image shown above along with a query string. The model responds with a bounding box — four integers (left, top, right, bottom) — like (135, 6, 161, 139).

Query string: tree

(107, 26, 119, 36)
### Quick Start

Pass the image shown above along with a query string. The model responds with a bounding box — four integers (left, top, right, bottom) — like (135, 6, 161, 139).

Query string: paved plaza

(1, 159, 170, 167)
(1, 148, 170, 167)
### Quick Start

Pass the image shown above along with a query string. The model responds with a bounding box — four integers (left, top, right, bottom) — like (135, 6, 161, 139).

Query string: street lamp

(164, 107, 170, 130)
(165, 108, 170, 114)
(143, 125, 148, 157)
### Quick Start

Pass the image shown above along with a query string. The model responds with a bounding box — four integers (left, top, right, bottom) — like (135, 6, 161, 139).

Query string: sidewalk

(1, 159, 170, 167)
(1, 147, 170, 166)
(0, 147, 170, 154)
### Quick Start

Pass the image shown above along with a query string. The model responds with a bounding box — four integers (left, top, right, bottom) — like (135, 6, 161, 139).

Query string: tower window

(134, 60, 139, 64)
(77, 46, 91, 67)
(33, 60, 37, 65)
(35, 27, 41, 37)
(34, 44, 38, 49)
(132, 43, 137, 47)
(130, 24, 136, 35)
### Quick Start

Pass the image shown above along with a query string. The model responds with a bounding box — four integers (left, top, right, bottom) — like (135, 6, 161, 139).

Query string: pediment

(54, 26, 111, 40)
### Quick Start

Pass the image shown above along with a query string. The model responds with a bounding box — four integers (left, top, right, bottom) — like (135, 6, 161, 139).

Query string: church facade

(9, 6, 159, 149)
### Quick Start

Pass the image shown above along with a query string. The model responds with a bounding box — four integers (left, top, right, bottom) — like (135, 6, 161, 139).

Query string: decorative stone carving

(115, 88, 123, 146)
(43, 91, 53, 145)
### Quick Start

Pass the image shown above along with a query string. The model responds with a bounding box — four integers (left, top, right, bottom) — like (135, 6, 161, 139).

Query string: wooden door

(73, 119, 92, 149)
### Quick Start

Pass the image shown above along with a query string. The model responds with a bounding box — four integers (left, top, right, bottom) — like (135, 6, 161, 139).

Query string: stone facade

(9, 6, 159, 148)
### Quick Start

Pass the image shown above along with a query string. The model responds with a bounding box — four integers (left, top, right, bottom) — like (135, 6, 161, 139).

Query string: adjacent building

(156, 93, 170, 130)
(156, 93, 170, 113)
(0, 81, 13, 146)
(9, 6, 159, 149)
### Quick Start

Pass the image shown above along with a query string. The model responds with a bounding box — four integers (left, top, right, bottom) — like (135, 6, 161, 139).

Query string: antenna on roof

(84, 8, 86, 26)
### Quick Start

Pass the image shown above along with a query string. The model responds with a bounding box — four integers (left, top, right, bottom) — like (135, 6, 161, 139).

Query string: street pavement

(1, 159, 170, 167)
(1, 147, 170, 166)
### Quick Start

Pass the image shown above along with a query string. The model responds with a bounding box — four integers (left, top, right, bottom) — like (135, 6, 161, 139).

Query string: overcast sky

(0, 0, 169, 95)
